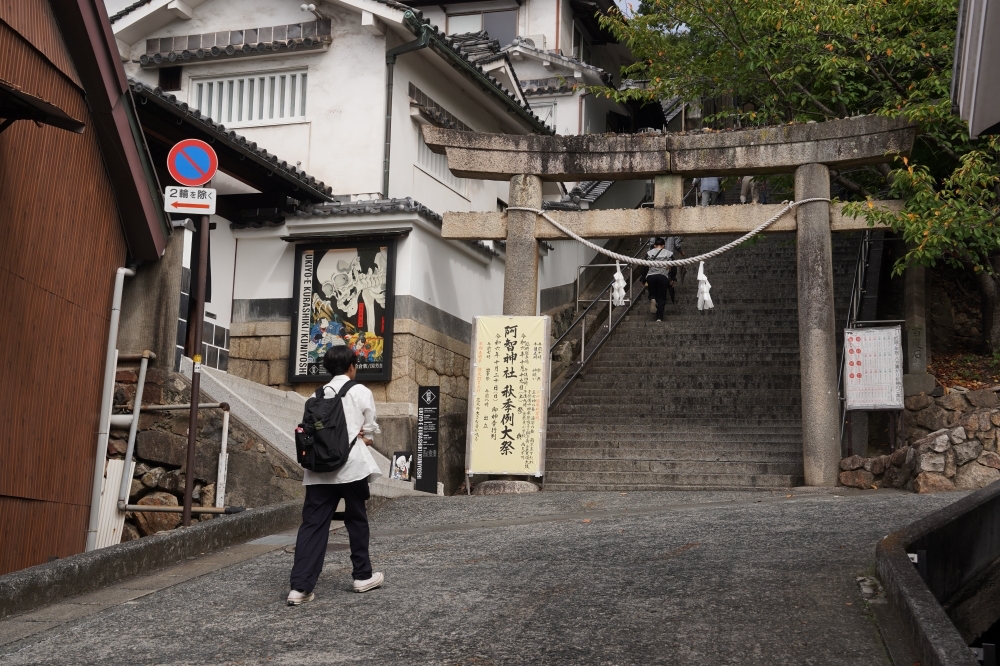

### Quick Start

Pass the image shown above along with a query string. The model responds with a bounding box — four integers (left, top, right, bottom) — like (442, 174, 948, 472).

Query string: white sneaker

(649, 300, 657, 314)
(286, 589, 315, 606)
(353, 572, 384, 593)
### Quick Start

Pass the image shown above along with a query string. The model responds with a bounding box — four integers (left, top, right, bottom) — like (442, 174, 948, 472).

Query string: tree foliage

(598, 0, 1000, 270)
(596, 0, 1000, 348)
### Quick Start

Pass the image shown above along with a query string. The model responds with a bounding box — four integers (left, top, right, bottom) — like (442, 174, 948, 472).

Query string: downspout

(382, 24, 431, 198)
(86, 266, 135, 552)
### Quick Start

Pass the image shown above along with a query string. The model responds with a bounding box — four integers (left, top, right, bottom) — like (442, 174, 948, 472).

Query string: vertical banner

(466, 316, 550, 477)
(415, 385, 439, 493)
(844, 326, 904, 410)
(289, 239, 396, 382)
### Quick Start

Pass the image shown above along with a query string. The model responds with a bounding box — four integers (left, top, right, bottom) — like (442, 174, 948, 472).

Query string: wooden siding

(0, 497, 90, 574)
(0, 1, 81, 87)
(0, 3, 128, 575)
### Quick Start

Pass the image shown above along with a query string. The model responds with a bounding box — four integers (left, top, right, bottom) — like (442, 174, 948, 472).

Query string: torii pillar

(422, 117, 916, 486)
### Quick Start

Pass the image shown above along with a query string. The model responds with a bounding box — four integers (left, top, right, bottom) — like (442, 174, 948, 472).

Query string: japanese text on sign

(844, 326, 904, 411)
(466, 316, 550, 477)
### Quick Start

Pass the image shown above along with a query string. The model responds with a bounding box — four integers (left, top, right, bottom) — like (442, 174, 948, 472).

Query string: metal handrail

(549, 239, 650, 407)
(837, 230, 906, 456)
(551, 240, 649, 351)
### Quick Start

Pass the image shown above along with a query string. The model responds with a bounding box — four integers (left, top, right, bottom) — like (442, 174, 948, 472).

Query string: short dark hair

(323, 345, 357, 376)
(654, 237, 666, 246)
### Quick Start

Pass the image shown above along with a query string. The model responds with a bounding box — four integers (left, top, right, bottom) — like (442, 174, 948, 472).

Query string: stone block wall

(112, 367, 303, 541)
(227, 318, 471, 495)
(840, 387, 1000, 493)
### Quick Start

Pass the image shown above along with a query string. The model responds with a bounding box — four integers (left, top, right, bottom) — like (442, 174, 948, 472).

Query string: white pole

(215, 409, 230, 508)
(86, 267, 134, 552)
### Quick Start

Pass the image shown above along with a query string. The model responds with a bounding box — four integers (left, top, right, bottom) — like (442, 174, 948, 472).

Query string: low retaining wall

(876, 481, 1000, 666)
(0, 501, 300, 620)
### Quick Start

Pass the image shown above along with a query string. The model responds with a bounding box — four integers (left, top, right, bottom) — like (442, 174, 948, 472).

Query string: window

(533, 103, 555, 131)
(190, 69, 307, 126)
(158, 66, 182, 91)
(447, 9, 517, 46)
(572, 25, 591, 64)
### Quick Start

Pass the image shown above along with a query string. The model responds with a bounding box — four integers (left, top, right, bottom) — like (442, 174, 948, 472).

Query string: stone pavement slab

(0, 489, 963, 665)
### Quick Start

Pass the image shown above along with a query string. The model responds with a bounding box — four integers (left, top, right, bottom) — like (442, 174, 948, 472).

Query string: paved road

(0, 488, 962, 665)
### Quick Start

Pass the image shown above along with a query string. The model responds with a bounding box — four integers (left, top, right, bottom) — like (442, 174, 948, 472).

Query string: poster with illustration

(289, 239, 396, 382)
(390, 452, 412, 481)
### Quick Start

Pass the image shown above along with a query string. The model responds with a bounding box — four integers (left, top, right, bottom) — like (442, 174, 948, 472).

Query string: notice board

(466, 316, 550, 477)
(844, 326, 904, 411)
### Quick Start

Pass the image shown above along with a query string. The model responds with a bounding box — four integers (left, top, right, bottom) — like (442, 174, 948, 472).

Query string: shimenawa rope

(505, 197, 832, 267)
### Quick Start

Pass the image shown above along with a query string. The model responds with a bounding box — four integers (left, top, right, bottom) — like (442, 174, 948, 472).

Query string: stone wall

(112, 367, 303, 541)
(227, 318, 471, 495)
(840, 388, 1000, 493)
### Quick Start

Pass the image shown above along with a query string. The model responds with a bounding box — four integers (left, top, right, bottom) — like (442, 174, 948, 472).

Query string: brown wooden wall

(0, 2, 128, 574)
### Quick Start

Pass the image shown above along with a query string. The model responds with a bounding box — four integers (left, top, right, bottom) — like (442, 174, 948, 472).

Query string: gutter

(383, 28, 431, 198)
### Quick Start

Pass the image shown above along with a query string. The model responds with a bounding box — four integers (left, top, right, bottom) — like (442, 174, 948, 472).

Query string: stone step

(546, 458, 804, 476)
(546, 446, 803, 459)
(542, 471, 802, 489)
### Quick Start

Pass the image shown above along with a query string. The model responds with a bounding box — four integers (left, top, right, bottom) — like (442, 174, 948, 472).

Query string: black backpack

(295, 381, 358, 473)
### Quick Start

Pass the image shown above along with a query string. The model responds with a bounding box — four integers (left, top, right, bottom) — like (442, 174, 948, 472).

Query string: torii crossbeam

(422, 116, 916, 487)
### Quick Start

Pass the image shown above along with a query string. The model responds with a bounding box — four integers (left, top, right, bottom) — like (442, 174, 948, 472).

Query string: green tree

(596, 0, 1000, 351)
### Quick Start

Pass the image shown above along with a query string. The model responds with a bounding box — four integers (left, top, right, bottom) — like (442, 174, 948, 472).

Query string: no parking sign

(165, 139, 218, 214)
(166, 139, 217, 187)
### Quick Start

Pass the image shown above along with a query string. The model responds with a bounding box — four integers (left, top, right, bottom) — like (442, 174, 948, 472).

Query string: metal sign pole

(183, 203, 211, 526)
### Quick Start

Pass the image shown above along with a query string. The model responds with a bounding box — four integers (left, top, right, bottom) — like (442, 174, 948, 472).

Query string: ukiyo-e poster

(466, 316, 550, 477)
(289, 240, 396, 382)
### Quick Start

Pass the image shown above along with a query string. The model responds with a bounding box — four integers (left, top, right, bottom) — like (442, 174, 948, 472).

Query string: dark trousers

(646, 274, 672, 319)
(289, 479, 372, 593)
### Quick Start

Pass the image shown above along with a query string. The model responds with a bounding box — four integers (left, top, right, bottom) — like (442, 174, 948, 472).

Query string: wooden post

(504, 174, 543, 316)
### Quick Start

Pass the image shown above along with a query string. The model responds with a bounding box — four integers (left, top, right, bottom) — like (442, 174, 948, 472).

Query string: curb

(0, 500, 301, 620)
(875, 481, 1000, 666)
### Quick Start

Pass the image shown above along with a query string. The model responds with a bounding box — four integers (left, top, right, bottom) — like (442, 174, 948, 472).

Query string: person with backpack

(645, 238, 674, 322)
(287, 345, 384, 605)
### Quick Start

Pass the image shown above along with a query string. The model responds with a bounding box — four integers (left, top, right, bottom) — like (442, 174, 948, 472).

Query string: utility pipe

(382, 27, 430, 197)
(140, 403, 228, 412)
(117, 351, 155, 511)
(86, 267, 135, 552)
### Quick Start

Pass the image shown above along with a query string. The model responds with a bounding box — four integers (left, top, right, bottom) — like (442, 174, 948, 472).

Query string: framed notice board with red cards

(843, 326, 904, 411)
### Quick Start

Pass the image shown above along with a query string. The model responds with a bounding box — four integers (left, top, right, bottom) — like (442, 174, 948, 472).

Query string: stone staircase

(180, 358, 427, 498)
(544, 231, 859, 490)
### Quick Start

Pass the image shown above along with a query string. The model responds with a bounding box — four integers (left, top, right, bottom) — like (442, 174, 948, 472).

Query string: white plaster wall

(232, 234, 296, 301)
(205, 215, 237, 328)
(524, 0, 558, 51)
(538, 239, 596, 293)
(399, 226, 506, 321)
(120, 0, 386, 194)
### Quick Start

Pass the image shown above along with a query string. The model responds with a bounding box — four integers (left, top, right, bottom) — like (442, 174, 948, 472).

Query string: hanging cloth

(696, 261, 714, 311)
(611, 261, 627, 307)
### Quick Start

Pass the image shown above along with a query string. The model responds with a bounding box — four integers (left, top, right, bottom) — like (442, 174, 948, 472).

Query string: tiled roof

(109, 0, 153, 24)
(128, 79, 332, 200)
(138, 20, 332, 66)
(289, 198, 499, 258)
(520, 77, 584, 96)
(447, 32, 503, 62)
(391, 9, 549, 133)
(505, 39, 613, 84)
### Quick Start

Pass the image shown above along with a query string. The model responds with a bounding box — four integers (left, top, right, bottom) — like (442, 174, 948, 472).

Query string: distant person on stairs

(693, 177, 720, 206)
(645, 238, 674, 322)
(287, 346, 384, 606)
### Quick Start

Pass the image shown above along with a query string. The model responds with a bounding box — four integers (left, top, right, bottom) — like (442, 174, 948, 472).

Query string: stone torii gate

(421, 116, 916, 487)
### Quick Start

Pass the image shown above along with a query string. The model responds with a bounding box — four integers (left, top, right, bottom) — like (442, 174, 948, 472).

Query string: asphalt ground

(0, 488, 964, 665)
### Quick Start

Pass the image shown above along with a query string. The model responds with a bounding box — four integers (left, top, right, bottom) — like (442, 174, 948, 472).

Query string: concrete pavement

(0, 489, 964, 665)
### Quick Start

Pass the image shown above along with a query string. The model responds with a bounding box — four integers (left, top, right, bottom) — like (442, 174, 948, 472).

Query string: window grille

(409, 84, 469, 195)
(191, 70, 307, 126)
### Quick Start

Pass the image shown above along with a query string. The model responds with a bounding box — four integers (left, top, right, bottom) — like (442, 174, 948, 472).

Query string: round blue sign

(166, 139, 218, 187)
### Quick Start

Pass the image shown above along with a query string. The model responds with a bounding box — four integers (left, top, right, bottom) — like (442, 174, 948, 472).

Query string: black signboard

(415, 385, 439, 494)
